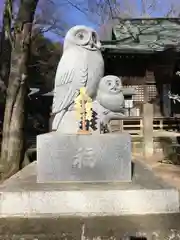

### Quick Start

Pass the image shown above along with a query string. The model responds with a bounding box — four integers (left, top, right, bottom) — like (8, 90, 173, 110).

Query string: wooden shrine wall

(103, 52, 178, 117)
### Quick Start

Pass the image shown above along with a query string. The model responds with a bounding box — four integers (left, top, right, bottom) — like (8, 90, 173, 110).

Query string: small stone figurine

(93, 75, 125, 133)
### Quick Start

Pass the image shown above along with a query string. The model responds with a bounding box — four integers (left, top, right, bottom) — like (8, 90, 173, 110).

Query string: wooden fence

(109, 117, 180, 136)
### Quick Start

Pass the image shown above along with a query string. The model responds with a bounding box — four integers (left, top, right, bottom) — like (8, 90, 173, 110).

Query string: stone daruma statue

(51, 25, 104, 132)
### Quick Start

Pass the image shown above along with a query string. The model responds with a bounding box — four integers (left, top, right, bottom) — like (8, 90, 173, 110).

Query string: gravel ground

(1, 214, 180, 239)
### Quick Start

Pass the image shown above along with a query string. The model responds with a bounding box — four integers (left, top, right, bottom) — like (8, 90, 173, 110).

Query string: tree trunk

(0, 0, 39, 180)
(0, 0, 13, 90)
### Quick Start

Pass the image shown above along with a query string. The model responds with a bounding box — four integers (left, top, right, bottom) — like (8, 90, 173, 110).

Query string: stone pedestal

(0, 161, 179, 217)
(37, 132, 131, 183)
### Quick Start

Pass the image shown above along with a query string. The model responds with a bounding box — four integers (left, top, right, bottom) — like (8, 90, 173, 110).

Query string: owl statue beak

(87, 39, 101, 50)
(91, 41, 101, 50)
(95, 41, 101, 50)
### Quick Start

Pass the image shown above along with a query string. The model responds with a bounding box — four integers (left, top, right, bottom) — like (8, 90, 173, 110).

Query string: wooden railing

(109, 118, 143, 136)
(109, 117, 180, 136)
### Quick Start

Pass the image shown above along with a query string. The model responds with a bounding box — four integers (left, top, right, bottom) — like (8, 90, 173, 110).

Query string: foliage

(29, 33, 63, 91)
(34, 0, 70, 37)
(13, 0, 70, 38)
(0, 29, 62, 93)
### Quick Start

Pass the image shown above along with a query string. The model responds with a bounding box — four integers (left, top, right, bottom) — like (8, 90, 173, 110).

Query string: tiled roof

(99, 18, 180, 53)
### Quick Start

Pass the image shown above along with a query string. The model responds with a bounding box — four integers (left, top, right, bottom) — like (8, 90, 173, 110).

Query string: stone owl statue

(51, 25, 104, 131)
(96, 75, 124, 112)
(93, 75, 125, 133)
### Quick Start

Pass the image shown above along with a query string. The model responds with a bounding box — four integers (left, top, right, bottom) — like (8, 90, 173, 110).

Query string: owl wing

(86, 52, 104, 98)
(52, 48, 88, 115)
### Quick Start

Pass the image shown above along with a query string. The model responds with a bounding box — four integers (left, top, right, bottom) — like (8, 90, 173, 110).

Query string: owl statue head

(63, 25, 101, 51)
(98, 75, 123, 95)
(96, 75, 124, 112)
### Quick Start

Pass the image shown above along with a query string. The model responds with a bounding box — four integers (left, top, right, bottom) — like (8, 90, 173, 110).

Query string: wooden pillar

(143, 77, 154, 158)
(143, 103, 154, 158)
(162, 84, 171, 117)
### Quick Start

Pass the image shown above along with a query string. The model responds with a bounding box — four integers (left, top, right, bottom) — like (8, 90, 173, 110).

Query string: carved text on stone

(72, 147, 96, 169)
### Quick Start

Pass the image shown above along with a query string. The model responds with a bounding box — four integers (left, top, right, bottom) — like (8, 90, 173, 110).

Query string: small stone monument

(37, 87, 131, 182)
(92, 75, 125, 133)
(37, 25, 131, 183)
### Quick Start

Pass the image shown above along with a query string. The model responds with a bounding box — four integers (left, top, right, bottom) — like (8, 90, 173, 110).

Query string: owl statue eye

(75, 30, 90, 45)
(107, 81, 111, 86)
(78, 33, 84, 39)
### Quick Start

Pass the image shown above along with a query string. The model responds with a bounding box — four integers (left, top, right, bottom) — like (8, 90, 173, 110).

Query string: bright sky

(0, 0, 180, 41)
(44, 0, 97, 40)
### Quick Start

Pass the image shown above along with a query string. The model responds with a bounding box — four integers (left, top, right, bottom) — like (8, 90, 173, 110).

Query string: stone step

(0, 188, 179, 217)
(0, 161, 179, 217)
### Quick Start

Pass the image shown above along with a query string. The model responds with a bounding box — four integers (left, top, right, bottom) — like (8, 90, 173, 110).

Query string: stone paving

(133, 153, 180, 191)
(0, 214, 180, 239)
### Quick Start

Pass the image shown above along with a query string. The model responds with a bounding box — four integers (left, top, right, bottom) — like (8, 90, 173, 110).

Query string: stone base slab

(0, 188, 178, 217)
(0, 162, 179, 217)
